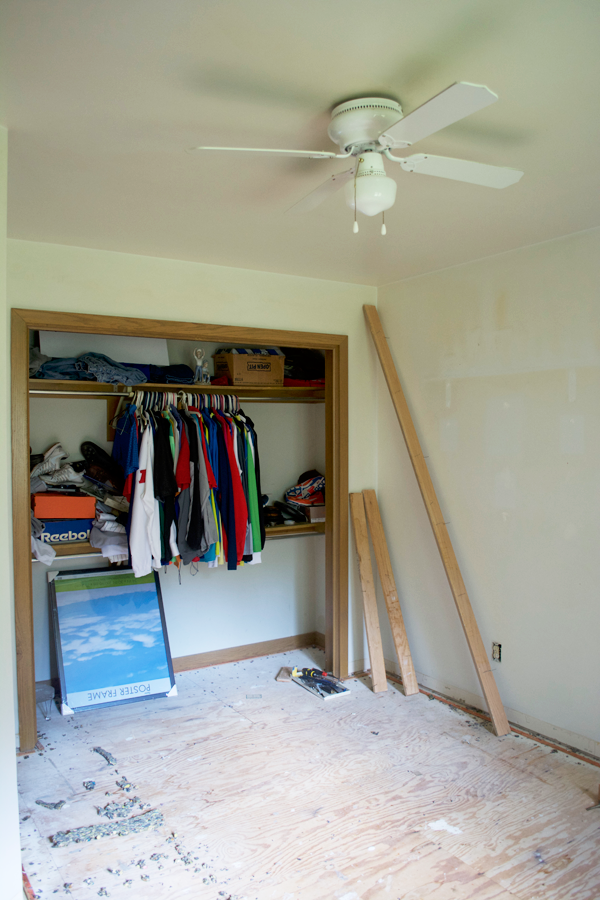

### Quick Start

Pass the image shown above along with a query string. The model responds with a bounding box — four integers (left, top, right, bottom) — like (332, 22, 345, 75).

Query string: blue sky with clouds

(56, 582, 170, 693)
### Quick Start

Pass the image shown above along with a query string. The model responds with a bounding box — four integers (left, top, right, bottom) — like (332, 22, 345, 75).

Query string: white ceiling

(2, 0, 599, 286)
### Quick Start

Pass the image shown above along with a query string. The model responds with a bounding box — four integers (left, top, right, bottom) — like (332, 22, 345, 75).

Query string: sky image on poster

(54, 571, 172, 709)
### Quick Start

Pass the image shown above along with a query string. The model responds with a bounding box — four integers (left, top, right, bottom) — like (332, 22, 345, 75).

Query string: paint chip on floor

(427, 819, 462, 835)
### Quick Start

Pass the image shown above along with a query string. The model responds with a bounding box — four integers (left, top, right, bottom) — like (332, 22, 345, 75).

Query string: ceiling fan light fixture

(345, 154, 397, 217)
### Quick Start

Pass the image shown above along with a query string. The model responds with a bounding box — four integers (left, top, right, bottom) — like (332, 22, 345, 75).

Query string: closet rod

(30, 389, 132, 397)
(29, 389, 323, 403)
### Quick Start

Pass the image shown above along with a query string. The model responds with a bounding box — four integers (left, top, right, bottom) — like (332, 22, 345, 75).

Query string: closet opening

(12, 308, 349, 753)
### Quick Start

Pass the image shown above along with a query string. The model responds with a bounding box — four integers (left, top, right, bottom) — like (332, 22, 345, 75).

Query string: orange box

(32, 493, 96, 520)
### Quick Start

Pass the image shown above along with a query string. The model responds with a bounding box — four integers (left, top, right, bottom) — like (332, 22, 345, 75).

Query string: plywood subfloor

(17, 649, 600, 900)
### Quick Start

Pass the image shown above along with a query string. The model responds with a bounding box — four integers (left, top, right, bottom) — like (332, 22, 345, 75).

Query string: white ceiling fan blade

(381, 82, 498, 148)
(187, 145, 343, 159)
(400, 153, 523, 188)
(287, 167, 356, 214)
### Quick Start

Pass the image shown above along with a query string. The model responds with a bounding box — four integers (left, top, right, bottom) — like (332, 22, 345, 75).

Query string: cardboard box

(306, 505, 326, 523)
(39, 519, 94, 544)
(214, 353, 285, 386)
(32, 492, 96, 520)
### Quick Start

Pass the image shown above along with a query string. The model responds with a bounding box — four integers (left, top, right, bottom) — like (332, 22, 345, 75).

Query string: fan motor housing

(327, 97, 403, 152)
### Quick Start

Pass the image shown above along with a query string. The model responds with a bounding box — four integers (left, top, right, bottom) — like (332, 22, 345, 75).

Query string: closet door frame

(12, 308, 348, 752)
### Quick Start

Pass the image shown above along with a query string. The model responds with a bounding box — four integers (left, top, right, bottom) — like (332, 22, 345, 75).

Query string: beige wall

(0, 129, 24, 900)
(377, 228, 600, 753)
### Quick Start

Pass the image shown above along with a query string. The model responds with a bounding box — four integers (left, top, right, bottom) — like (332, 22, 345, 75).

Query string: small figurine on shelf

(193, 348, 211, 384)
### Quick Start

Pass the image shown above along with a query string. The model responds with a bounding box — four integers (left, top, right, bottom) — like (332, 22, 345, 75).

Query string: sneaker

(40, 464, 85, 486)
(30, 443, 69, 477)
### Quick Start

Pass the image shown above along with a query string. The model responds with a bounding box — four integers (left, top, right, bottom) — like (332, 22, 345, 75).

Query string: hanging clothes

(112, 390, 265, 577)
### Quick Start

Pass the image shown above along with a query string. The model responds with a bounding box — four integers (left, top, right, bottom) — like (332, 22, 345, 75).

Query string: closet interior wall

(13, 309, 349, 752)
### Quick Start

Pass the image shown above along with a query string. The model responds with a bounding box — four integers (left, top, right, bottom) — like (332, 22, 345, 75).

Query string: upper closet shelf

(28, 380, 325, 403)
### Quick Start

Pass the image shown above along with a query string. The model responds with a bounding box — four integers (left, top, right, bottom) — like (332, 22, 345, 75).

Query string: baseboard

(173, 631, 325, 673)
(350, 656, 600, 760)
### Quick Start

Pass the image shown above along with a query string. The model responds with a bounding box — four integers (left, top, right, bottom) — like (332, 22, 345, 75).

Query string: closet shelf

(29, 380, 325, 403)
(32, 523, 326, 562)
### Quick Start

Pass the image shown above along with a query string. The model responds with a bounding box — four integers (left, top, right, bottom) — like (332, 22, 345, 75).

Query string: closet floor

(18, 649, 600, 900)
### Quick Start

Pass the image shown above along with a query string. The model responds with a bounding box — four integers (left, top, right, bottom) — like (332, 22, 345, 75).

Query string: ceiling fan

(189, 82, 523, 234)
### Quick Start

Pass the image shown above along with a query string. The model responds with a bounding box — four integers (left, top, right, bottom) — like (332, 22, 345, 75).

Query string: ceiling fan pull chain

(381, 212, 387, 236)
(352, 159, 361, 233)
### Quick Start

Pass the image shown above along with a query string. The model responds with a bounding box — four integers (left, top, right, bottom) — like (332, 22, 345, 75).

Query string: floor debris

(116, 776, 135, 792)
(51, 810, 164, 847)
(83, 781, 96, 791)
(97, 798, 141, 818)
(36, 799, 66, 810)
(93, 747, 116, 766)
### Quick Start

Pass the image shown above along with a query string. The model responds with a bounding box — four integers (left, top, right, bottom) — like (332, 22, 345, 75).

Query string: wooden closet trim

(12, 308, 349, 752)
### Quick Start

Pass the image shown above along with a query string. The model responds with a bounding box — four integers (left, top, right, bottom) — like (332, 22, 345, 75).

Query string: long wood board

(362, 490, 419, 696)
(349, 493, 388, 693)
(363, 304, 510, 735)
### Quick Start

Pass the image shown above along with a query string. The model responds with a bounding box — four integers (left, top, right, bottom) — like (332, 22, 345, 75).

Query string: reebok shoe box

(39, 519, 94, 544)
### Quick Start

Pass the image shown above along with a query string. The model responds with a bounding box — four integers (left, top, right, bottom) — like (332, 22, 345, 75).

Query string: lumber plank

(363, 304, 510, 735)
(362, 490, 419, 696)
(349, 493, 388, 693)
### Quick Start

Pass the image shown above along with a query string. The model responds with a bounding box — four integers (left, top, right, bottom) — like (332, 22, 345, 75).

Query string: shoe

(274, 501, 308, 523)
(30, 443, 68, 477)
(71, 458, 119, 492)
(30, 453, 44, 471)
(40, 464, 85, 486)
(81, 441, 123, 488)
(85, 463, 120, 493)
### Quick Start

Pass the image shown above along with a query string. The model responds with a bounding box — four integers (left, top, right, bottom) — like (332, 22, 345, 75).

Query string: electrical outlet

(492, 642, 502, 662)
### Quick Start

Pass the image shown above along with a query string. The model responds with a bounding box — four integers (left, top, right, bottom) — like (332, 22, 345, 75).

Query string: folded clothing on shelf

(89, 509, 129, 563)
(217, 347, 284, 356)
(33, 350, 195, 386)
(34, 352, 147, 386)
